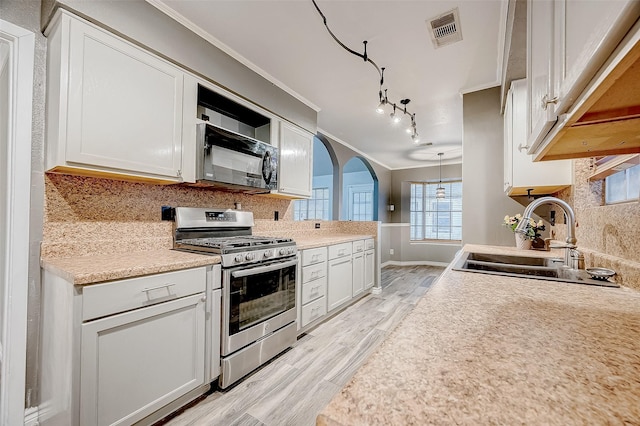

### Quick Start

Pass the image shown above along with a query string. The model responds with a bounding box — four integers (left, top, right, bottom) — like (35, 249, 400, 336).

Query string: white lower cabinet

(299, 247, 327, 328)
(39, 266, 210, 426)
(364, 249, 375, 290)
(352, 252, 364, 297)
(327, 242, 354, 312)
(298, 239, 377, 332)
(80, 293, 205, 426)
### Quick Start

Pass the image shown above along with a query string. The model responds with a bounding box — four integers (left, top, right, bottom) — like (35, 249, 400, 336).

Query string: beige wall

(551, 159, 640, 290)
(462, 86, 524, 246)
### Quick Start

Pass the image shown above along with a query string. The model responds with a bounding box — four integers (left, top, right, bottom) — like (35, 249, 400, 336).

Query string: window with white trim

(294, 187, 330, 220)
(348, 185, 374, 221)
(410, 181, 462, 241)
(605, 164, 640, 204)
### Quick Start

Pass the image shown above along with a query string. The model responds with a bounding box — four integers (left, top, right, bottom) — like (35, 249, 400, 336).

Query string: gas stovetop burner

(178, 235, 294, 253)
(172, 207, 297, 267)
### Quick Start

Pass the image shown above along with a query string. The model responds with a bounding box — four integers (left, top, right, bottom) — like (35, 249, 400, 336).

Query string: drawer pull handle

(338, 250, 345, 256)
(312, 254, 319, 261)
(142, 283, 176, 293)
(311, 271, 319, 278)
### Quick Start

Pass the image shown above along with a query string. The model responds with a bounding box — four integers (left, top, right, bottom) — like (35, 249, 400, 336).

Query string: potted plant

(503, 214, 546, 249)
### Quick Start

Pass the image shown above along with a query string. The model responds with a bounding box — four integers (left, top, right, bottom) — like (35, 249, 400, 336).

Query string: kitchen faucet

(515, 196, 583, 269)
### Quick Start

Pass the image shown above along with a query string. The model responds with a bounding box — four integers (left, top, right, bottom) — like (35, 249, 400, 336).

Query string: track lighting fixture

(312, 0, 420, 142)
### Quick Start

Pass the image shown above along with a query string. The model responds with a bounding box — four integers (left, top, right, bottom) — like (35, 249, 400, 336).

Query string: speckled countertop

(317, 244, 640, 425)
(291, 234, 373, 250)
(41, 250, 221, 285)
(40, 233, 373, 285)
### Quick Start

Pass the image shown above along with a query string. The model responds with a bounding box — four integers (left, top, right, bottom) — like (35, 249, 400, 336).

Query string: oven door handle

(231, 259, 298, 278)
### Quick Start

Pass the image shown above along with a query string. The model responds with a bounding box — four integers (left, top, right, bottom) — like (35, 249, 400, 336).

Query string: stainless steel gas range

(173, 207, 297, 389)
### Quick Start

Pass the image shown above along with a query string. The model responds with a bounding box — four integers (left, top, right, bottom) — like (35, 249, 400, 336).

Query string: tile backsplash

(551, 159, 640, 290)
(42, 174, 294, 257)
(41, 174, 379, 259)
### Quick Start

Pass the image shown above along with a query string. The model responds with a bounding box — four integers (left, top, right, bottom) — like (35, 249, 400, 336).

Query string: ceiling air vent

(427, 8, 463, 49)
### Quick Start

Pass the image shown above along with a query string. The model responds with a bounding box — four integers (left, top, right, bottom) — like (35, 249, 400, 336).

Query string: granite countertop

(317, 244, 640, 425)
(292, 234, 374, 250)
(40, 233, 373, 285)
(41, 249, 221, 285)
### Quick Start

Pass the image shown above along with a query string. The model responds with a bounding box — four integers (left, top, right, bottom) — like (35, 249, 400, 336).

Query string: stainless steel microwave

(195, 123, 278, 193)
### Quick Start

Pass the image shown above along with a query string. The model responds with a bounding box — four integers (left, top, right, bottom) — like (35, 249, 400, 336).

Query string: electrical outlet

(315, 223, 320, 229)
(161, 206, 174, 221)
(390, 248, 394, 255)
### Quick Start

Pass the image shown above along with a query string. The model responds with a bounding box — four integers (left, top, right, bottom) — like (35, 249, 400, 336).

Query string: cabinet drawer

(328, 242, 352, 260)
(302, 263, 326, 284)
(352, 240, 365, 254)
(301, 296, 326, 327)
(301, 275, 327, 304)
(301, 247, 327, 266)
(365, 238, 375, 250)
(82, 267, 207, 321)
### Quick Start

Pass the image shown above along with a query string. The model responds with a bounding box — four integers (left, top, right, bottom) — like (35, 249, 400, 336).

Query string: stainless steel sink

(452, 252, 619, 288)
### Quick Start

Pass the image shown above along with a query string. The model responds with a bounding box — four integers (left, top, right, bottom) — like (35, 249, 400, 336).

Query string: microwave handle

(231, 259, 298, 278)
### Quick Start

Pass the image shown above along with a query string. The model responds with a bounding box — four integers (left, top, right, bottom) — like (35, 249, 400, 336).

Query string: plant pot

(515, 233, 532, 250)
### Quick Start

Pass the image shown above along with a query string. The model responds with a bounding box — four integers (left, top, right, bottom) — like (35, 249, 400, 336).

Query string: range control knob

(234, 254, 244, 263)
(279, 248, 287, 256)
(264, 250, 273, 258)
(245, 253, 255, 261)
(288, 247, 295, 255)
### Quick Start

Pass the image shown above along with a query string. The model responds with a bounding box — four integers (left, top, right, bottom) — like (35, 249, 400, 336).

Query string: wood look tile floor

(159, 265, 444, 426)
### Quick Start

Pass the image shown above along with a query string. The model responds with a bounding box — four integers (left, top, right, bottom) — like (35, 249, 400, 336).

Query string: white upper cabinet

(504, 79, 572, 196)
(46, 10, 185, 182)
(526, 0, 556, 153)
(275, 121, 313, 198)
(526, 0, 640, 155)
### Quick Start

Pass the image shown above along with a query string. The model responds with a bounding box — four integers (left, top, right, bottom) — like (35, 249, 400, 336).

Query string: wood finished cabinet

(39, 267, 209, 426)
(45, 10, 185, 183)
(504, 79, 572, 196)
(526, 0, 640, 156)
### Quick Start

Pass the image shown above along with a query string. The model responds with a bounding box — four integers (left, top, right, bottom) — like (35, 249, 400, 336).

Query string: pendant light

(436, 152, 445, 199)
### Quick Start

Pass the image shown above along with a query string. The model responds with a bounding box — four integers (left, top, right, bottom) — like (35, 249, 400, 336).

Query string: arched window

(342, 157, 378, 221)
(293, 137, 336, 220)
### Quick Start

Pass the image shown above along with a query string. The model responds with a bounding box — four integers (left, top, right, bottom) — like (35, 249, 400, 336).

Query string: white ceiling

(153, 0, 506, 170)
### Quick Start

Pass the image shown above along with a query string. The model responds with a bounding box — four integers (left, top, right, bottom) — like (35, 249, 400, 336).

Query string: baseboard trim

(24, 406, 39, 426)
(381, 260, 450, 268)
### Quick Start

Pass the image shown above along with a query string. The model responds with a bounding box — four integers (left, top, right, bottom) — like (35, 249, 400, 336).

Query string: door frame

(0, 19, 35, 426)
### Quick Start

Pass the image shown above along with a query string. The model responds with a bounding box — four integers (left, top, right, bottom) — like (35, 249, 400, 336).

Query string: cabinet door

(352, 252, 364, 297)
(64, 14, 184, 180)
(507, 79, 572, 194)
(80, 293, 205, 426)
(527, 0, 557, 152)
(327, 257, 353, 312)
(277, 121, 313, 197)
(554, 0, 638, 115)
(503, 86, 513, 192)
(364, 249, 375, 290)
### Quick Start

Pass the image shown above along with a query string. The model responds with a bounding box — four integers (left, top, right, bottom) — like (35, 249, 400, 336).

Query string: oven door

(221, 257, 297, 356)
